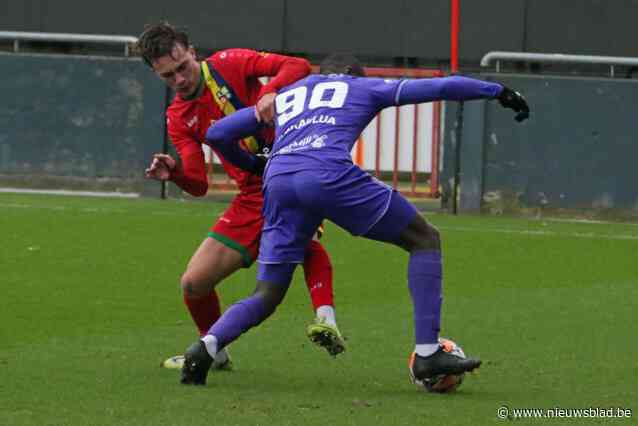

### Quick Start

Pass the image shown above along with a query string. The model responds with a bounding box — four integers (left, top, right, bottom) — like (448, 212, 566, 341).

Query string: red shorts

(208, 195, 264, 267)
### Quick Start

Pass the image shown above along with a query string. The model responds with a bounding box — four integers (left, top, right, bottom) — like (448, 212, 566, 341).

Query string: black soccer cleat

(180, 341, 214, 385)
(410, 347, 481, 381)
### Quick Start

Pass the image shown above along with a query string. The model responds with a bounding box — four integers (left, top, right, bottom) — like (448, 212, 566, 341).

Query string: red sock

(303, 240, 334, 310)
(183, 290, 222, 336)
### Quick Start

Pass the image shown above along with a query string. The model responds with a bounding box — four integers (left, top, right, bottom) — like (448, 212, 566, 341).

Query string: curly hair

(136, 22, 190, 67)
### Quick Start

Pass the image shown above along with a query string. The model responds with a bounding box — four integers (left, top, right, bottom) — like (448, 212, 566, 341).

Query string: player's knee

(180, 272, 212, 300)
(399, 217, 441, 252)
(254, 281, 288, 316)
(418, 223, 441, 251)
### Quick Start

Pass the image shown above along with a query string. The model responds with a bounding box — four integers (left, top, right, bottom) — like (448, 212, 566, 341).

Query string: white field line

(436, 225, 638, 241)
(0, 201, 220, 218)
(545, 217, 638, 226)
(0, 202, 128, 214)
(0, 188, 139, 198)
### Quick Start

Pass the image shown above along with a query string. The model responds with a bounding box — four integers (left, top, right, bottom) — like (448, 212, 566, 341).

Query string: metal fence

(0, 51, 165, 194)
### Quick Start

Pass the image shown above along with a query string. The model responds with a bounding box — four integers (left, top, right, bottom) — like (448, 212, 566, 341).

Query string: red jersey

(166, 49, 311, 198)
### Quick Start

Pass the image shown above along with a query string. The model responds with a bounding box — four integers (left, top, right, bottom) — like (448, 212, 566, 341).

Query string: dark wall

(0, 0, 40, 32)
(525, 0, 638, 57)
(458, 0, 526, 60)
(0, 53, 165, 193)
(442, 74, 638, 211)
(165, 1, 285, 51)
(38, 2, 159, 34)
(1, 0, 285, 51)
(285, 0, 404, 56)
(2, 0, 637, 63)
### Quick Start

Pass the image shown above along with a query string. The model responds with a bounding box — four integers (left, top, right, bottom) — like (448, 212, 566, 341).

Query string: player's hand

(497, 86, 530, 122)
(255, 92, 277, 124)
(145, 153, 176, 181)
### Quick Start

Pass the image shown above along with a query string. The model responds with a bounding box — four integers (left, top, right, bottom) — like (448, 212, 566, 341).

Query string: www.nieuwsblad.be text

(497, 405, 632, 420)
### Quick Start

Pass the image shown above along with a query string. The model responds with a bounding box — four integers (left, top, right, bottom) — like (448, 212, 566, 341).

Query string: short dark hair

(136, 22, 190, 67)
(319, 54, 365, 77)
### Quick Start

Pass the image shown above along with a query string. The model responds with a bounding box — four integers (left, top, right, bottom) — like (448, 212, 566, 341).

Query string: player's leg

(315, 166, 480, 381)
(181, 173, 321, 385)
(363, 191, 481, 380)
(302, 238, 345, 356)
(181, 236, 243, 335)
(161, 236, 243, 370)
(180, 264, 296, 385)
(203, 264, 296, 357)
(303, 239, 335, 319)
(165, 199, 262, 371)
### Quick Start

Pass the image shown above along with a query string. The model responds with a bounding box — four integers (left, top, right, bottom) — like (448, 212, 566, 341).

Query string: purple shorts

(258, 165, 418, 264)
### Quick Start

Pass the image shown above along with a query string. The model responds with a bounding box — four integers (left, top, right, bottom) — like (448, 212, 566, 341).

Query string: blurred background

(1, 0, 637, 217)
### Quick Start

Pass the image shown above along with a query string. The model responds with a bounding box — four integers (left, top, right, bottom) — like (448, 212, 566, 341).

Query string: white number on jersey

(276, 81, 349, 126)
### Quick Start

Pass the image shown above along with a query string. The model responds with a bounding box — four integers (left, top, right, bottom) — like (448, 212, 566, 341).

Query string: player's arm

(169, 148, 209, 197)
(216, 49, 311, 122)
(396, 76, 501, 103)
(369, 76, 529, 122)
(398, 76, 529, 122)
(205, 107, 267, 175)
(147, 118, 209, 197)
(247, 51, 311, 98)
(251, 50, 310, 123)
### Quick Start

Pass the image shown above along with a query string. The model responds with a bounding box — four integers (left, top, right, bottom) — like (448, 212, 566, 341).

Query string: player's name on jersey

(282, 114, 336, 137)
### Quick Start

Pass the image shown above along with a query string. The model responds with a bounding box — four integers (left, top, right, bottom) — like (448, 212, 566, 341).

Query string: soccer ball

(411, 338, 466, 393)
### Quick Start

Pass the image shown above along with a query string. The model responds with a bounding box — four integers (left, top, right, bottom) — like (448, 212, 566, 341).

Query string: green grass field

(1, 192, 636, 425)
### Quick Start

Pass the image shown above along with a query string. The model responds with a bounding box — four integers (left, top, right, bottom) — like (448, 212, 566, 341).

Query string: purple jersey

(267, 74, 399, 178)
(266, 74, 502, 180)
(205, 74, 502, 182)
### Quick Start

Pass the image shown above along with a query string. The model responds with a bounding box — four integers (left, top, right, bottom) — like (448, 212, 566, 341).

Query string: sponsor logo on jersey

(187, 115, 199, 128)
(216, 86, 232, 103)
(311, 135, 326, 149)
(276, 134, 327, 155)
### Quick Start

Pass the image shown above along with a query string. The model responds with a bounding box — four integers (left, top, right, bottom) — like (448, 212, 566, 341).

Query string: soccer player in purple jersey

(180, 54, 530, 387)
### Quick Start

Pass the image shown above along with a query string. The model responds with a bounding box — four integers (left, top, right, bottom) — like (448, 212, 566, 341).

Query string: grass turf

(1, 192, 636, 425)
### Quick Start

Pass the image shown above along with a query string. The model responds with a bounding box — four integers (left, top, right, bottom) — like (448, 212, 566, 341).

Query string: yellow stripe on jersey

(201, 61, 261, 154)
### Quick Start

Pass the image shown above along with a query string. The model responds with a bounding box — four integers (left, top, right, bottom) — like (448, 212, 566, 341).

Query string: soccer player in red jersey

(136, 23, 344, 368)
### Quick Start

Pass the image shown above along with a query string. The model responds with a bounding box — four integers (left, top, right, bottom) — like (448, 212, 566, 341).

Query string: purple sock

(408, 250, 442, 344)
(206, 294, 268, 349)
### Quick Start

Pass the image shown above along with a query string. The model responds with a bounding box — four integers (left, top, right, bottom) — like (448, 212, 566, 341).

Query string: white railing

(0, 31, 138, 56)
(481, 51, 638, 77)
